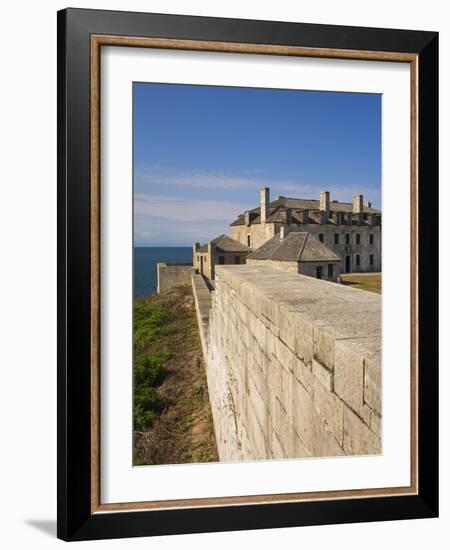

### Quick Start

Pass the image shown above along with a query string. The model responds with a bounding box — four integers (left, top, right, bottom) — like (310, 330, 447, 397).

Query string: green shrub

(134, 351, 169, 387)
(133, 299, 173, 430)
(134, 304, 168, 347)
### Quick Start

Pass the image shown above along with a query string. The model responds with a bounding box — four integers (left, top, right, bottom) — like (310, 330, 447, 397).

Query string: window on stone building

(219, 256, 225, 265)
(356, 254, 360, 267)
(247, 234, 251, 247)
(234, 256, 240, 264)
(370, 254, 374, 266)
(370, 233, 374, 245)
(316, 266, 322, 279)
(318, 233, 324, 243)
(356, 233, 361, 245)
(327, 264, 333, 278)
(334, 233, 339, 244)
(346, 233, 350, 245)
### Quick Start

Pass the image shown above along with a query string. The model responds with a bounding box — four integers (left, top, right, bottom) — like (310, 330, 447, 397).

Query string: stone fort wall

(204, 265, 381, 461)
(157, 263, 193, 294)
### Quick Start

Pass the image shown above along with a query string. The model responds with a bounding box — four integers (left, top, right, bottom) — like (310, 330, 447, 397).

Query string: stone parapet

(191, 273, 212, 356)
(205, 265, 381, 461)
(156, 263, 193, 293)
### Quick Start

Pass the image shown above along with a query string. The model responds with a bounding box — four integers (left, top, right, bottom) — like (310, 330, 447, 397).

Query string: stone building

(230, 187, 381, 273)
(246, 228, 341, 282)
(193, 234, 251, 280)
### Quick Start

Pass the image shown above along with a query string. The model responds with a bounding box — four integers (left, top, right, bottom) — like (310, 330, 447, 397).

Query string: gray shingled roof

(230, 196, 380, 226)
(247, 232, 341, 262)
(198, 234, 251, 253)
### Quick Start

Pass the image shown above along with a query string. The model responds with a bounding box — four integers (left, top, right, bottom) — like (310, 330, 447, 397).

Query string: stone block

(291, 356, 313, 394)
(261, 293, 280, 326)
(370, 411, 382, 438)
(313, 375, 344, 445)
(277, 419, 301, 459)
(274, 337, 296, 372)
(271, 430, 287, 459)
(294, 316, 314, 364)
(364, 355, 382, 415)
(312, 358, 333, 392)
(319, 425, 346, 457)
(313, 327, 336, 371)
(343, 405, 381, 455)
(248, 378, 268, 432)
(334, 339, 365, 415)
(288, 377, 322, 452)
(278, 309, 297, 353)
(362, 403, 372, 427)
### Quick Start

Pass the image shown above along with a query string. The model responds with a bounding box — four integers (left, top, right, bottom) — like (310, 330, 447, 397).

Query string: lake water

(134, 247, 193, 298)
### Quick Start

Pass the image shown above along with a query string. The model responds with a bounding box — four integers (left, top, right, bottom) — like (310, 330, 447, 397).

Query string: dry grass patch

(340, 273, 382, 294)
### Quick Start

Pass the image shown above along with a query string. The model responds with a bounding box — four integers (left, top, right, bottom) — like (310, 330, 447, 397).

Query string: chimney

(364, 201, 372, 209)
(320, 191, 330, 216)
(285, 208, 292, 225)
(369, 214, 380, 226)
(260, 187, 270, 223)
(244, 211, 250, 225)
(280, 226, 285, 240)
(300, 209, 309, 224)
(353, 194, 363, 214)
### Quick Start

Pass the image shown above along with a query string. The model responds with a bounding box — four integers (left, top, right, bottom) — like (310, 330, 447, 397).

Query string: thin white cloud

(135, 166, 294, 191)
(135, 166, 380, 205)
(134, 194, 249, 223)
(275, 183, 381, 205)
(134, 214, 231, 245)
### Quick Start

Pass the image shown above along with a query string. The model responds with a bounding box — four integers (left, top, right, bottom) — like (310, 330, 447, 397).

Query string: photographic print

(132, 83, 382, 466)
(58, 9, 438, 540)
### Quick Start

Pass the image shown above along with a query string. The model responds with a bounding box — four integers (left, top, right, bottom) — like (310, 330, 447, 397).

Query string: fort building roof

(247, 232, 341, 263)
(198, 234, 251, 253)
(230, 196, 381, 227)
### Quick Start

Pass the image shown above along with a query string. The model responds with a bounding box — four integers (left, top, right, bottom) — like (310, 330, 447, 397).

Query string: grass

(133, 284, 218, 465)
(340, 273, 382, 294)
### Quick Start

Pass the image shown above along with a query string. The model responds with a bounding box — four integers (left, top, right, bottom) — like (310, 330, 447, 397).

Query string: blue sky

(133, 83, 381, 246)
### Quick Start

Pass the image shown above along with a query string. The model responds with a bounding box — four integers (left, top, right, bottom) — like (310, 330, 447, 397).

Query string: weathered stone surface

(364, 356, 382, 414)
(203, 266, 381, 461)
(370, 411, 382, 438)
(334, 338, 366, 415)
(313, 375, 344, 445)
(343, 406, 381, 455)
(291, 356, 313, 394)
(312, 358, 333, 392)
(157, 263, 193, 293)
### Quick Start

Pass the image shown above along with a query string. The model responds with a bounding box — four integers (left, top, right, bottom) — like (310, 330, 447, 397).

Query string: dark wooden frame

(57, 7, 438, 541)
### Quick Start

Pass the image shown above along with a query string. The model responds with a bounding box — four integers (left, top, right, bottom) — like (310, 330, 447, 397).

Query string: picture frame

(57, 7, 438, 541)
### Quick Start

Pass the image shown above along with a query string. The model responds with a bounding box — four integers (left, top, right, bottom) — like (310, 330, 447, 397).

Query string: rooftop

(230, 195, 381, 226)
(247, 232, 341, 263)
(198, 234, 251, 253)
